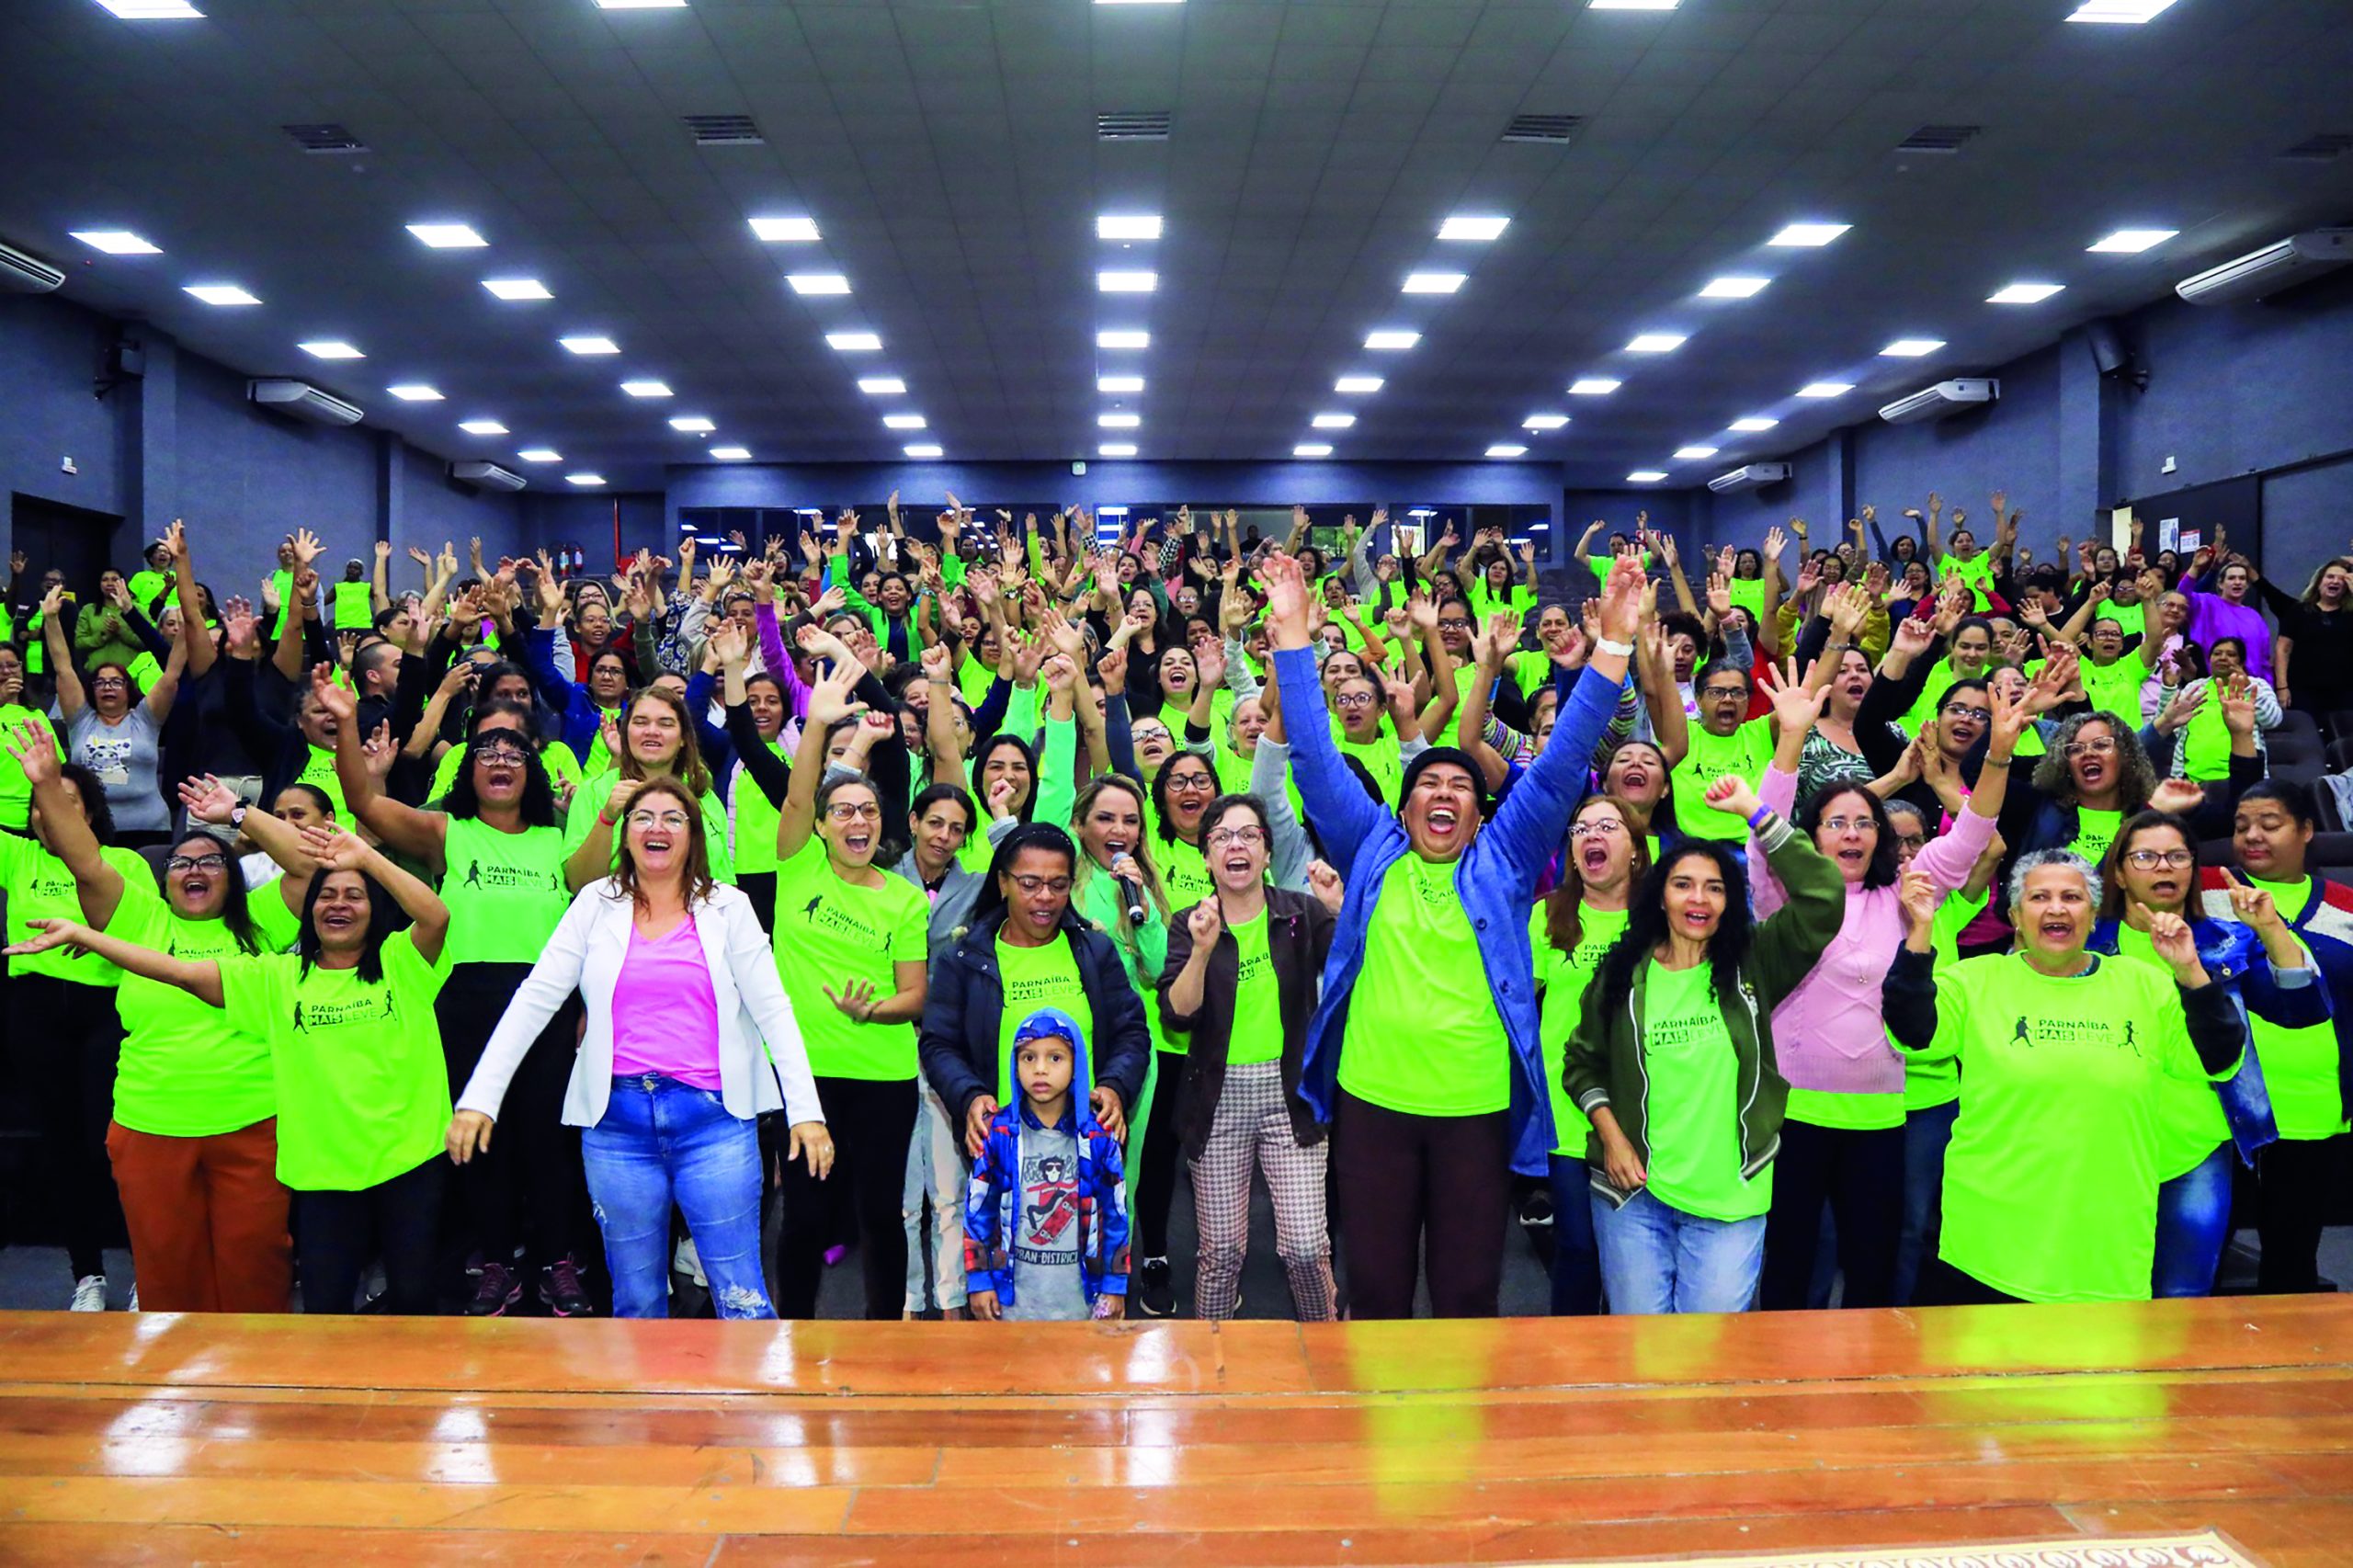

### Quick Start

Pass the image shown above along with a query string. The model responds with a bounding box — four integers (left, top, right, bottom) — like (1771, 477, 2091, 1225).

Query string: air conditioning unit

(450, 460, 527, 493)
(1707, 462, 1792, 494)
(2175, 229, 2353, 305)
(248, 379, 364, 426)
(0, 240, 65, 294)
(1879, 378, 1998, 426)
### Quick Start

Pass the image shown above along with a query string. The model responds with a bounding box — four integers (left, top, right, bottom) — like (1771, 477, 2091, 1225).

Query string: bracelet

(598, 811, 620, 827)
(1985, 753, 2013, 767)
(1745, 805, 1772, 829)
(1593, 636, 1635, 657)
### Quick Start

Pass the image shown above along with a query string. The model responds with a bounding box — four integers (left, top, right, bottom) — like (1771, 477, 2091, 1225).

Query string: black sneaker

(1135, 1256, 1176, 1318)
(540, 1256, 593, 1318)
(466, 1260, 522, 1317)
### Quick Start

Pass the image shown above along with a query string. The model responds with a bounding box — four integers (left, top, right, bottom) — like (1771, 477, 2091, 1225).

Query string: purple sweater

(1747, 766, 1995, 1096)
(2181, 579, 2273, 685)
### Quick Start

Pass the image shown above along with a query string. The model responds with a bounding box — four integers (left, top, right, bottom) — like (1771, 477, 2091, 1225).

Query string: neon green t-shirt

(2104, 600, 2145, 641)
(1467, 580, 1533, 630)
(1226, 908, 1282, 1066)
(995, 934, 1094, 1106)
(1532, 901, 1628, 1158)
(1338, 855, 1508, 1117)
(1942, 551, 1995, 610)
(2245, 876, 2349, 1140)
(1154, 823, 1215, 912)
(2109, 923, 2235, 1180)
(1670, 718, 1773, 841)
(2079, 654, 2144, 720)
(1639, 957, 1770, 1221)
(565, 769, 734, 885)
(0, 708, 59, 831)
(333, 580, 374, 631)
(2179, 689, 2235, 782)
(437, 815, 571, 968)
(217, 929, 450, 1191)
(1901, 886, 1987, 1110)
(0, 835, 149, 986)
(727, 738, 789, 877)
(1726, 577, 1768, 621)
(770, 836, 928, 1080)
(2072, 807, 2124, 869)
(1335, 727, 1405, 807)
(426, 738, 584, 807)
(296, 745, 348, 823)
(107, 881, 301, 1137)
(1932, 952, 2215, 1303)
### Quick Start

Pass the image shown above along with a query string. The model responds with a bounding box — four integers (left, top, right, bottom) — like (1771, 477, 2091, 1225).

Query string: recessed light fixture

(620, 380, 673, 398)
(1769, 222, 1850, 247)
(1097, 0, 1183, 6)
(883, 415, 927, 430)
(2066, 0, 2180, 21)
(406, 222, 486, 248)
(2088, 228, 2179, 253)
(904, 444, 944, 459)
(1098, 413, 1142, 428)
(1097, 329, 1151, 349)
(1097, 269, 1158, 292)
(387, 384, 444, 402)
(748, 216, 821, 243)
(787, 272, 851, 295)
(1881, 338, 1946, 357)
(1402, 271, 1467, 294)
(1097, 214, 1163, 240)
(710, 446, 751, 460)
(561, 335, 620, 355)
(1627, 471, 1670, 483)
(1486, 444, 1528, 459)
(1523, 414, 1569, 430)
(95, 1, 206, 17)
(70, 230, 160, 255)
(1569, 378, 1622, 395)
(1673, 446, 1718, 460)
(1293, 444, 1333, 459)
(857, 377, 906, 395)
(184, 283, 259, 306)
(1438, 215, 1509, 242)
(483, 278, 551, 301)
(298, 340, 364, 359)
(1797, 381, 1853, 398)
(1627, 333, 1687, 352)
(517, 448, 562, 462)
(1364, 330, 1420, 350)
(669, 415, 716, 432)
(596, 0, 688, 8)
(1591, 0, 1677, 8)
(565, 472, 607, 487)
(1099, 443, 1138, 457)
(1729, 415, 1779, 432)
(826, 332, 882, 351)
(1335, 375, 1384, 394)
(1699, 276, 1770, 299)
(1097, 375, 1145, 393)
(1311, 414, 1357, 430)
(1988, 282, 2065, 304)
(459, 419, 508, 436)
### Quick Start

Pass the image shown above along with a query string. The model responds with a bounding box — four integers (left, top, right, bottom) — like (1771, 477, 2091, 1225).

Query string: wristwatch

(228, 802, 248, 831)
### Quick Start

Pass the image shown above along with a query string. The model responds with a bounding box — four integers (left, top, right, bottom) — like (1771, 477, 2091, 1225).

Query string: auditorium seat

(2278, 709, 2321, 744)
(2305, 831, 2353, 869)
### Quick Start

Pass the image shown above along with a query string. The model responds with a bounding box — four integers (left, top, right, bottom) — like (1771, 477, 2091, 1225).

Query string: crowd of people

(0, 490, 2345, 1322)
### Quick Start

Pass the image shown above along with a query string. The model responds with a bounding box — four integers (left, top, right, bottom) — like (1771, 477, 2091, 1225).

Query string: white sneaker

(70, 1275, 108, 1312)
(128, 1286, 139, 1312)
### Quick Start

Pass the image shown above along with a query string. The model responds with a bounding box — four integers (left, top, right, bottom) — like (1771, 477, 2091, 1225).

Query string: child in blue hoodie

(964, 1006, 1131, 1321)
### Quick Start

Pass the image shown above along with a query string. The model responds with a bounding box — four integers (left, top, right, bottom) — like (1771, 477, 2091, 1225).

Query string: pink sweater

(1747, 766, 1995, 1096)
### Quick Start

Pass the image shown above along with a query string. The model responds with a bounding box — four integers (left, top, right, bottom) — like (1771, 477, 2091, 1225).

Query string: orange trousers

(105, 1118, 291, 1312)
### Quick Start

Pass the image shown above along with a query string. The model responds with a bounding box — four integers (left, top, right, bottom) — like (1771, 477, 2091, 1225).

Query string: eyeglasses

(825, 801, 881, 822)
(1334, 691, 1378, 710)
(1568, 818, 1627, 839)
(1821, 816, 1880, 835)
(1894, 834, 1928, 851)
(1204, 826, 1266, 849)
(1942, 704, 1992, 723)
(625, 810, 690, 831)
(470, 737, 529, 762)
(1008, 874, 1073, 895)
(1437, 617, 1473, 631)
(91, 676, 130, 690)
(1700, 686, 1749, 702)
(2125, 847, 2196, 869)
(2064, 737, 2119, 757)
(165, 852, 227, 872)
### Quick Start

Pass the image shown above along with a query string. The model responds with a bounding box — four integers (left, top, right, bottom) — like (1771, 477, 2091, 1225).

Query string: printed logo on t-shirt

(1005, 970, 1082, 1013)
(1235, 941, 1273, 991)
(291, 993, 401, 1034)
(2006, 1013, 2140, 1057)
(460, 858, 563, 893)
(1646, 1003, 1718, 1057)
(78, 733, 134, 787)
(1013, 1150, 1080, 1264)
(800, 892, 885, 949)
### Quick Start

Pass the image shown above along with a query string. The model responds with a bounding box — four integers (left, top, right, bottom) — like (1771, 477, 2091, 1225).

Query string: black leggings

(776, 1075, 918, 1320)
(1331, 1090, 1511, 1319)
(11, 975, 126, 1282)
(2256, 1133, 2349, 1293)
(1913, 1255, 2027, 1307)
(738, 872, 777, 937)
(293, 1155, 445, 1313)
(438, 965, 586, 1272)
(1760, 1118, 1905, 1310)
(1136, 1049, 1190, 1258)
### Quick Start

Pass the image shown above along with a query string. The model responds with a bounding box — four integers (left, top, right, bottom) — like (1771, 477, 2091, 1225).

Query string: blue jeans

(583, 1074, 775, 1319)
(1545, 1153, 1603, 1315)
(1893, 1097, 1960, 1307)
(1590, 1187, 1765, 1314)
(2154, 1142, 2233, 1299)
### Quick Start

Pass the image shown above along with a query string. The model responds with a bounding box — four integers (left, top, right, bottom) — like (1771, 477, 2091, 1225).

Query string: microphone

(1115, 873, 1145, 926)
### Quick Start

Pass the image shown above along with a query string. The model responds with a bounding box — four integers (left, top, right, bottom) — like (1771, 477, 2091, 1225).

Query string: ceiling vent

(282, 122, 366, 154)
(249, 379, 364, 427)
(1501, 114, 1584, 145)
(1896, 123, 1982, 153)
(1097, 111, 1171, 142)
(2176, 229, 2353, 305)
(0, 240, 66, 294)
(684, 114, 764, 146)
(451, 461, 527, 493)
(1708, 462, 1793, 495)
(1880, 378, 1999, 425)
(2281, 131, 2353, 162)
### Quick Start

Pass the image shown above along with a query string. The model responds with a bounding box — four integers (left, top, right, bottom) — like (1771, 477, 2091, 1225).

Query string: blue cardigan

(1275, 645, 1624, 1176)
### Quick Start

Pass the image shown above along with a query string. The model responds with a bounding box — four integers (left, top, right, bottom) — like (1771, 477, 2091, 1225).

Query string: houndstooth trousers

(1187, 1060, 1336, 1322)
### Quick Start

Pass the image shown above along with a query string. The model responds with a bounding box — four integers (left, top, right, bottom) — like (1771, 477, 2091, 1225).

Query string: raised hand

(1898, 869, 1940, 931)
(1305, 860, 1344, 915)
(1258, 552, 1312, 647)
(4, 917, 97, 960)
(823, 979, 881, 1021)
(1762, 525, 1788, 565)
(2149, 777, 2207, 816)
(1188, 900, 1224, 947)
(1702, 771, 1763, 823)
(6, 721, 58, 786)
(2147, 910, 2206, 984)
(2218, 673, 2257, 737)
(1828, 583, 1871, 642)
(804, 658, 868, 728)
(707, 621, 749, 670)
(2226, 881, 2286, 935)
(177, 774, 243, 824)
(298, 825, 371, 871)
(290, 528, 323, 567)
(1768, 658, 1830, 730)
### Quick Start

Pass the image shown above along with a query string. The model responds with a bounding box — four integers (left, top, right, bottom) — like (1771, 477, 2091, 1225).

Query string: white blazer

(457, 881, 824, 1131)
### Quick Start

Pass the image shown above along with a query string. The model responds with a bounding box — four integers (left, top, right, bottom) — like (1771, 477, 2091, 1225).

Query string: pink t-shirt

(610, 916, 723, 1091)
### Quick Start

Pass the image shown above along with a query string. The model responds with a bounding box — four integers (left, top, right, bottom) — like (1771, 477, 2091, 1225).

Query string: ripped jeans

(584, 1074, 776, 1319)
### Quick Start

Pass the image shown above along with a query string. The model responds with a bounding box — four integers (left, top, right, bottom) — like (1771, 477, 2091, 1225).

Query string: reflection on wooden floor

(0, 1296, 2347, 1565)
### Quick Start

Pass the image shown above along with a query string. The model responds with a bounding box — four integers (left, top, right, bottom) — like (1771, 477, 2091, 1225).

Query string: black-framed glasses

(1700, 685, 1749, 702)
(165, 852, 227, 873)
(2125, 847, 2196, 869)
(1204, 826, 1266, 849)
(470, 736, 530, 762)
(1009, 874, 1073, 895)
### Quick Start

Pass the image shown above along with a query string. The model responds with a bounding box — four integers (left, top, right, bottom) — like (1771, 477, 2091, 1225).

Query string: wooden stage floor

(0, 1297, 2347, 1565)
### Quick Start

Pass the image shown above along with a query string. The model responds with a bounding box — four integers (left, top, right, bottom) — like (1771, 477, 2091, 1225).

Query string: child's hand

(968, 1289, 1002, 1322)
(1096, 1294, 1127, 1321)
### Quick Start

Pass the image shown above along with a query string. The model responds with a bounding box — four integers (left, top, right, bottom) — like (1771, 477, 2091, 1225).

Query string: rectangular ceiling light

(1097, 1, 1184, 6)
(883, 415, 927, 430)
(1335, 375, 1383, 393)
(299, 340, 363, 359)
(1591, 0, 1677, 8)
(1097, 329, 1150, 349)
(561, 335, 620, 355)
(483, 278, 551, 300)
(597, 0, 689, 8)
(787, 272, 851, 294)
(1729, 415, 1779, 431)
(1769, 222, 1850, 246)
(857, 377, 905, 394)
(710, 446, 751, 460)
(1674, 446, 1718, 460)
(1097, 374, 1145, 392)
(620, 380, 673, 397)
(1293, 444, 1333, 458)
(517, 448, 562, 462)
(1364, 330, 1420, 350)
(1099, 443, 1138, 457)
(1438, 215, 1509, 242)
(1797, 381, 1854, 398)
(1523, 413, 1569, 430)
(1311, 414, 1357, 429)
(669, 415, 716, 432)
(826, 332, 882, 351)
(184, 283, 259, 305)
(2067, 0, 2180, 20)
(1627, 471, 1669, 483)
(1097, 214, 1163, 240)
(1485, 444, 1528, 458)
(904, 444, 943, 459)
(1402, 271, 1466, 293)
(1699, 276, 1770, 299)
(749, 216, 820, 243)
(406, 222, 486, 248)
(1097, 269, 1157, 291)
(1627, 333, 1687, 352)
(387, 384, 444, 401)
(458, 419, 508, 436)
(1098, 413, 1141, 428)
(2088, 227, 2179, 253)
(1569, 377, 1621, 394)
(95, 1, 206, 16)
(1988, 281, 2064, 303)
(70, 230, 160, 255)
(565, 473, 606, 486)
(1881, 337, 1946, 357)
